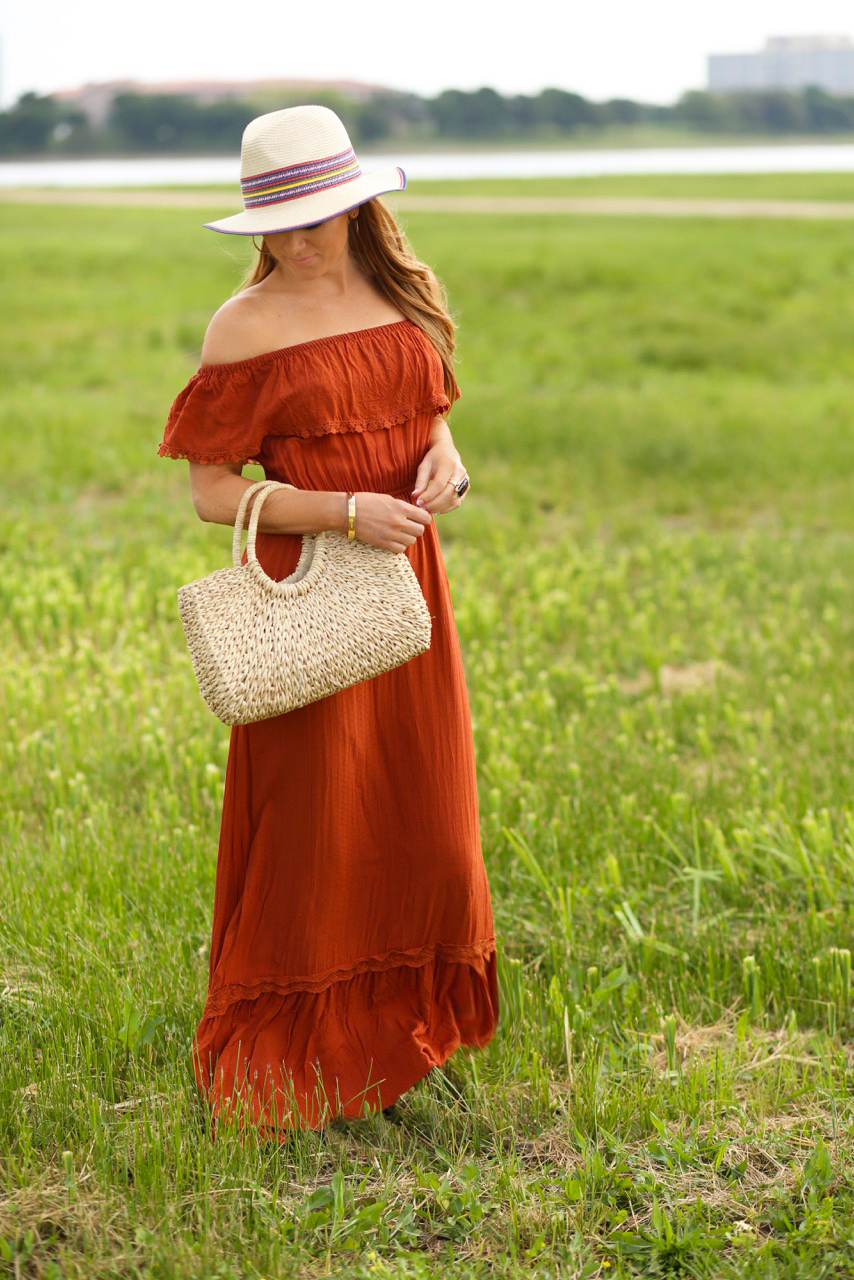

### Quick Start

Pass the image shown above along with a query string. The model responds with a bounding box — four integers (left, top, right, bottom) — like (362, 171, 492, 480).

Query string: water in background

(3, 143, 854, 187)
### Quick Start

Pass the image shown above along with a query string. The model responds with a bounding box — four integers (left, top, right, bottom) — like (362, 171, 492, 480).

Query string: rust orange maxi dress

(158, 318, 499, 1133)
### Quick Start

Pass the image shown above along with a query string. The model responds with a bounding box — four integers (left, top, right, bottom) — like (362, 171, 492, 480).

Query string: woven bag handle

(231, 479, 295, 568)
(245, 480, 302, 569)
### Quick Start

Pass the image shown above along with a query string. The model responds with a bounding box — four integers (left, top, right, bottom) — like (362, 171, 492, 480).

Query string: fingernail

(416, 498, 424, 507)
(411, 488, 420, 495)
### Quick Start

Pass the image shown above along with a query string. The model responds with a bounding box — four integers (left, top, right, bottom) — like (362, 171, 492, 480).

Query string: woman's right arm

(189, 465, 430, 554)
(189, 464, 348, 536)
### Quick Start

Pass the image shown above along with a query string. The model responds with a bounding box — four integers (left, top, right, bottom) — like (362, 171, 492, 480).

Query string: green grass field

(0, 181, 852, 1278)
(407, 172, 854, 200)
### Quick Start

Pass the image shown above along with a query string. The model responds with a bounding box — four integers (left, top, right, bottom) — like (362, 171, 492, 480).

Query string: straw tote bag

(177, 479, 433, 725)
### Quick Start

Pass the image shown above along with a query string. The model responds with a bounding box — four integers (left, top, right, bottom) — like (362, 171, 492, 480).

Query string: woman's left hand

(410, 425, 469, 514)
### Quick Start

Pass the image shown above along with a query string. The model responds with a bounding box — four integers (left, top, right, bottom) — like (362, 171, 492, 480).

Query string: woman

(158, 105, 499, 1137)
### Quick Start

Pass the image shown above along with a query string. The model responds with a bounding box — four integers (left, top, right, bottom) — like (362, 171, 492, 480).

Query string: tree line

(3, 83, 854, 156)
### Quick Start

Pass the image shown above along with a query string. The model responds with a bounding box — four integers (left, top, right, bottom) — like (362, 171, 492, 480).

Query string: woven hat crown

(240, 105, 353, 180)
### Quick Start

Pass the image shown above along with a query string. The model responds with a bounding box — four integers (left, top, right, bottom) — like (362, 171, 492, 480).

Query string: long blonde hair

(234, 199, 458, 405)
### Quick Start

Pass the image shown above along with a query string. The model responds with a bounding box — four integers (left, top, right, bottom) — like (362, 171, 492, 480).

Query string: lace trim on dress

(200, 936, 497, 1020)
(276, 394, 453, 440)
(156, 443, 264, 466)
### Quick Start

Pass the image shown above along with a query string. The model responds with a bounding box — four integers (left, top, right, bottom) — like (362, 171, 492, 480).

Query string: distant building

(708, 35, 854, 95)
(49, 78, 397, 128)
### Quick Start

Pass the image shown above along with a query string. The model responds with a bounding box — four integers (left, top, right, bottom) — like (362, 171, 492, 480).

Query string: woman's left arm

(411, 415, 468, 514)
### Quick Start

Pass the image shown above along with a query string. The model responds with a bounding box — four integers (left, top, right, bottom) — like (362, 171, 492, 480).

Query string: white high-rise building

(708, 36, 854, 95)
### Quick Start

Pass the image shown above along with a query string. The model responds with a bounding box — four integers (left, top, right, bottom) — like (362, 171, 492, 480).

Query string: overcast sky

(3, 1, 854, 110)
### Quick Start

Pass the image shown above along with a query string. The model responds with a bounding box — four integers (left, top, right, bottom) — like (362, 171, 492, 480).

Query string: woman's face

(262, 211, 353, 277)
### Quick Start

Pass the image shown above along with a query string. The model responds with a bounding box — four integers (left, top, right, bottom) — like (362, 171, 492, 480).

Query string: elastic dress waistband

(263, 476, 418, 504)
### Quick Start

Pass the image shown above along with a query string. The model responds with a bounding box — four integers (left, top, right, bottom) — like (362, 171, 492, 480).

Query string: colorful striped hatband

(241, 147, 362, 209)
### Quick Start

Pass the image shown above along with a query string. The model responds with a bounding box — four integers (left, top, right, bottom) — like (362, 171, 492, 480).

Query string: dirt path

(3, 188, 854, 218)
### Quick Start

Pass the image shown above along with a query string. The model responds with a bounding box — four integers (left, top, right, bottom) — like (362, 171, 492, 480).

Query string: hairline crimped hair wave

(233, 198, 458, 407)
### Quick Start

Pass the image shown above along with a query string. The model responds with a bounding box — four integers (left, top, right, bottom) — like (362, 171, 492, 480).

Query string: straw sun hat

(203, 104, 406, 235)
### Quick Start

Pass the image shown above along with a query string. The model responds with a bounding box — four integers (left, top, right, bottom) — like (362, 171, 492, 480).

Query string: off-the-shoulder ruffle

(190, 318, 414, 376)
(156, 319, 460, 465)
(156, 394, 453, 464)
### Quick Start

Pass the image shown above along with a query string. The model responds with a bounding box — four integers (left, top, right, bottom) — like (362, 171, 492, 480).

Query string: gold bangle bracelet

(347, 491, 356, 540)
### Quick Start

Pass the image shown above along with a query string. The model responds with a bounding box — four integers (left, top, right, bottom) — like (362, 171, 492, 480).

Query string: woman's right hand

(351, 492, 432, 553)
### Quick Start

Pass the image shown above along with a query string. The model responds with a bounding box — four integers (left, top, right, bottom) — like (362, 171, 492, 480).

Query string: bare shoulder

(199, 289, 276, 367)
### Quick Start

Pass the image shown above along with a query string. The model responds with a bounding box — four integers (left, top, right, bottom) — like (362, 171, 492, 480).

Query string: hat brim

(202, 166, 406, 235)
